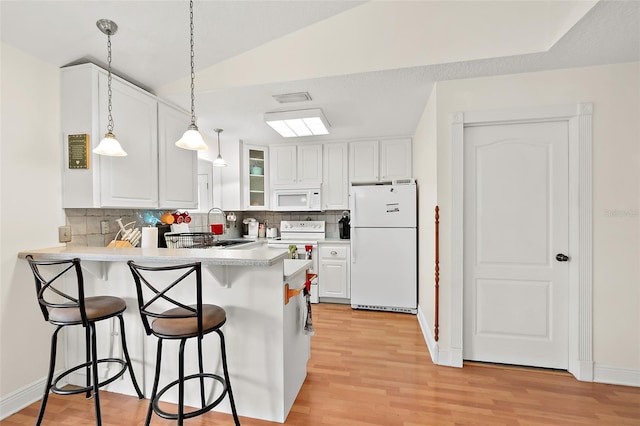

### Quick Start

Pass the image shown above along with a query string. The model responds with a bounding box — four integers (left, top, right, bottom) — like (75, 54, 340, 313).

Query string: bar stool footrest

(153, 373, 228, 420)
(51, 358, 129, 395)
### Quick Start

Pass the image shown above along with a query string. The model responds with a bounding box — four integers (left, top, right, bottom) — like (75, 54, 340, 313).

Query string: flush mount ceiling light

(264, 108, 330, 138)
(175, 0, 208, 151)
(272, 92, 312, 103)
(93, 19, 127, 157)
(212, 128, 227, 167)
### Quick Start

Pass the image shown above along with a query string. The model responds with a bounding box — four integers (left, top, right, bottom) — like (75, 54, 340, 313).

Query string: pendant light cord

(189, 0, 196, 126)
(106, 31, 114, 134)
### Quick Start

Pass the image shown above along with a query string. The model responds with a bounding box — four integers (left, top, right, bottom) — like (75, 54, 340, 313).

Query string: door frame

(450, 103, 593, 381)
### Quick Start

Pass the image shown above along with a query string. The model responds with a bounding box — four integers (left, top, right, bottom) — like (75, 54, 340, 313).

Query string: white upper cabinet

(270, 145, 297, 186)
(349, 138, 412, 183)
(297, 144, 323, 186)
(322, 143, 349, 210)
(349, 141, 379, 183)
(216, 140, 268, 211)
(218, 139, 242, 211)
(270, 144, 322, 188)
(194, 159, 214, 213)
(157, 102, 198, 209)
(244, 144, 269, 210)
(97, 71, 158, 208)
(61, 63, 197, 209)
(380, 138, 412, 181)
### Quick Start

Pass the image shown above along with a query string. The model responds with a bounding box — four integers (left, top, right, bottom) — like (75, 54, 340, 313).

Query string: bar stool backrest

(127, 261, 204, 338)
(26, 256, 87, 325)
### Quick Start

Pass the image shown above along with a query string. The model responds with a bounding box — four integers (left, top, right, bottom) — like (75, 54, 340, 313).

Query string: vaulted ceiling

(2, 1, 638, 152)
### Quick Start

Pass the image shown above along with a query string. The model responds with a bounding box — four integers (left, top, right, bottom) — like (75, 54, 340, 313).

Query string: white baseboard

(0, 370, 65, 421)
(416, 305, 438, 364)
(416, 305, 463, 368)
(594, 364, 640, 387)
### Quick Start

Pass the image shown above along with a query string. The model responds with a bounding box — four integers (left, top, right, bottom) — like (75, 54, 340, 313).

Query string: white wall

(0, 43, 64, 417)
(417, 62, 639, 379)
(412, 88, 439, 357)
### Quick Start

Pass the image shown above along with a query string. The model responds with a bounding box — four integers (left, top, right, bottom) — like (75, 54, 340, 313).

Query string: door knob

(555, 253, 569, 262)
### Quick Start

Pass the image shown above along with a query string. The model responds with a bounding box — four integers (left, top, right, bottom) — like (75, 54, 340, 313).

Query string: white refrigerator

(349, 181, 417, 314)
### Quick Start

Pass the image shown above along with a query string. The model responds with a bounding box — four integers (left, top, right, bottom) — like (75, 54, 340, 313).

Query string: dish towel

(303, 279, 314, 336)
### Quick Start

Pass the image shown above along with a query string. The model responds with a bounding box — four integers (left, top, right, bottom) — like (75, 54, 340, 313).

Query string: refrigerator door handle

(351, 191, 357, 227)
(351, 228, 356, 264)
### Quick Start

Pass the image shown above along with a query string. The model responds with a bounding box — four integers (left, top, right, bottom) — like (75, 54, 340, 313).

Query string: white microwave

(273, 188, 322, 211)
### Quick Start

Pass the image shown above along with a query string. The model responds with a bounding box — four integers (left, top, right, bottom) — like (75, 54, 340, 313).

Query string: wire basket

(164, 232, 218, 249)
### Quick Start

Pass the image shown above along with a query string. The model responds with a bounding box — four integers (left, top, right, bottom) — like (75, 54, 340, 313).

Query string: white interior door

(463, 120, 569, 369)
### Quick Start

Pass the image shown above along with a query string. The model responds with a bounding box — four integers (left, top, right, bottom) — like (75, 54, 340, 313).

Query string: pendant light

(176, 0, 208, 151)
(93, 19, 127, 157)
(212, 129, 227, 167)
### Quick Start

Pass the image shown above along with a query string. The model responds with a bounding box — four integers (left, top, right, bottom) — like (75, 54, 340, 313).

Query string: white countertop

(318, 238, 350, 245)
(283, 259, 313, 282)
(18, 245, 288, 266)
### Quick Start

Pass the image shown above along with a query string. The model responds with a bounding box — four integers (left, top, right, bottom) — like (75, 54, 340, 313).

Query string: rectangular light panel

(264, 108, 330, 138)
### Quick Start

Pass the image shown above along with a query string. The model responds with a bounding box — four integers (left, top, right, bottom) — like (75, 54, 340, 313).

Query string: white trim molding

(0, 369, 66, 420)
(593, 364, 640, 388)
(417, 304, 439, 364)
(450, 103, 593, 381)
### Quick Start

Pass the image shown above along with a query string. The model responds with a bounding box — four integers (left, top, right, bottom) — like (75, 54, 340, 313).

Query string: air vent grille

(272, 92, 312, 103)
(352, 304, 416, 314)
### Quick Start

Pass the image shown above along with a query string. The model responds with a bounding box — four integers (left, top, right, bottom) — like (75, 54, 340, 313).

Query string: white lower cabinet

(318, 245, 350, 300)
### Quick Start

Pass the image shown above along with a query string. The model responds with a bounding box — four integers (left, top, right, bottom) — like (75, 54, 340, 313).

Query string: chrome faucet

(207, 207, 226, 237)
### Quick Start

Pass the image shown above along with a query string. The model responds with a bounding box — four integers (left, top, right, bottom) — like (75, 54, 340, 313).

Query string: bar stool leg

(216, 330, 240, 426)
(146, 339, 163, 426)
(178, 338, 187, 426)
(85, 325, 92, 399)
(197, 336, 206, 408)
(36, 327, 62, 426)
(89, 323, 102, 426)
(117, 315, 144, 399)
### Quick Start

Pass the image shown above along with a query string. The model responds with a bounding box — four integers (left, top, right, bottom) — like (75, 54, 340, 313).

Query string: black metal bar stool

(127, 260, 240, 426)
(26, 256, 143, 426)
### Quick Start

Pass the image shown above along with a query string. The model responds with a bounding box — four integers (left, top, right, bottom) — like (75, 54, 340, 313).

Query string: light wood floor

(3, 304, 639, 425)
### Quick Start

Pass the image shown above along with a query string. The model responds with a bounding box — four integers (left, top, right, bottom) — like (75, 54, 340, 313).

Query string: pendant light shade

(93, 19, 127, 157)
(94, 132, 127, 157)
(213, 128, 227, 167)
(176, 124, 207, 150)
(176, 0, 208, 151)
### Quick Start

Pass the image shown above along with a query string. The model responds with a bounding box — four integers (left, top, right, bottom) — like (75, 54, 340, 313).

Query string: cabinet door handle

(331, 250, 337, 255)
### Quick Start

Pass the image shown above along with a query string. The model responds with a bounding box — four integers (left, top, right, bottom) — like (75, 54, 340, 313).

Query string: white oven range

(267, 220, 325, 303)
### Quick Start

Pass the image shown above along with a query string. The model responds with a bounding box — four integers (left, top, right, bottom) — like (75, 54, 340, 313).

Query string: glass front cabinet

(243, 144, 269, 210)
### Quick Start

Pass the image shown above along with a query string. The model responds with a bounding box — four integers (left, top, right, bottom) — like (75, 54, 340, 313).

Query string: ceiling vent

(272, 92, 312, 103)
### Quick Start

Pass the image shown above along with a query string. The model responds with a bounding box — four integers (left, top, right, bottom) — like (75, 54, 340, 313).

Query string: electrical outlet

(101, 220, 109, 234)
(58, 226, 72, 243)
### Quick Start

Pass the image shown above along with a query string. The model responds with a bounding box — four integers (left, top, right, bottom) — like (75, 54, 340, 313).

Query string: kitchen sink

(210, 239, 252, 248)
(164, 233, 256, 249)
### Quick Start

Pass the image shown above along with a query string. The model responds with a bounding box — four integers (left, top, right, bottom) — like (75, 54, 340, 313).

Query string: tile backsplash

(65, 208, 346, 247)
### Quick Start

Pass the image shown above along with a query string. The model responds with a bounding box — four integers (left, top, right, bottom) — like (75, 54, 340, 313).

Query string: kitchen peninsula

(18, 244, 312, 423)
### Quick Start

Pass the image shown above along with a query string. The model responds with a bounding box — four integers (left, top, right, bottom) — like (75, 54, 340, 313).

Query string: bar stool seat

(152, 304, 225, 337)
(127, 260, 240, 426)
(26, 256, 143, 426)
(48, 296, 126, 324)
